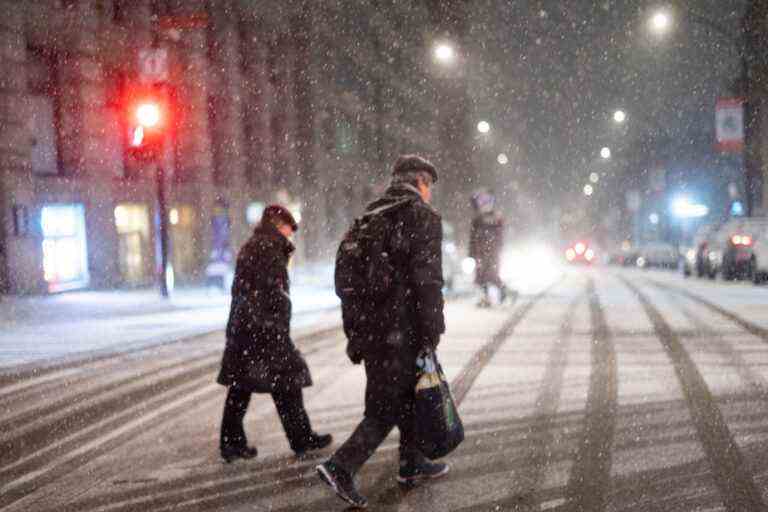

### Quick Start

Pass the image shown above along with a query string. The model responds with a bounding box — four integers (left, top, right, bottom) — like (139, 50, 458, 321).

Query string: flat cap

(392, 155, 438, 183)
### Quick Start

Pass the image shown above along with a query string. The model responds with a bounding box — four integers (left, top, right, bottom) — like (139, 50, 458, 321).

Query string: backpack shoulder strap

(362, 198, 415, 221)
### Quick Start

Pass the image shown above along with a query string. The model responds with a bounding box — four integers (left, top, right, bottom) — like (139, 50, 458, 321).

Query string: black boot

(220, 445, 258, 463)
(294, 432, 333, 458)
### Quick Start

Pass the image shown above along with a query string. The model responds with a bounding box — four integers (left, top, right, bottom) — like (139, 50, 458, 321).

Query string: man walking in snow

(316, 155, 449, 508)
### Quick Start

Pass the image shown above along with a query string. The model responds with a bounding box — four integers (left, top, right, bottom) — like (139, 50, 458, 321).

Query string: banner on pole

(715, 98, 744, 153)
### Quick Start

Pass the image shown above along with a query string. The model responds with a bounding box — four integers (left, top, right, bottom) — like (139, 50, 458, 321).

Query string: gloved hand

(347, 343, 363, 365)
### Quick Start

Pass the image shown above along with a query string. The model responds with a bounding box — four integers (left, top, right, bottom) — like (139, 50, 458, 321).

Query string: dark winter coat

(469, 211, 504, 285)
(345, 184, 445, 422)
(216, 223, 312, 394)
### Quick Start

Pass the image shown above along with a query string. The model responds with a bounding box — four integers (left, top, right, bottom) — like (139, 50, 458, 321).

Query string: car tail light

(574, 242, 586, 255)
(565, 248, 576, 261)
(585, 249, 595, 261)
(731, 234, 753, 246)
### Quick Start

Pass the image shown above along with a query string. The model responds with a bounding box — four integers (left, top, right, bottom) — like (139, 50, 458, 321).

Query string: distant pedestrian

(216, 205, 332, 463)
(469, 190, 514, 307)
(317, 155, 449, 508)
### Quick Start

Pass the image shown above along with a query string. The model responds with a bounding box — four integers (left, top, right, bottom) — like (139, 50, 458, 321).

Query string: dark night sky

(463, 0, 747, 228)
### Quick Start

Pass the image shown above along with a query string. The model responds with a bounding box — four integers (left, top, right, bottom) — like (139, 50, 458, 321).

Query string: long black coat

(344, 184, 446, 422)
(217, 223, 312, 394)
(469, 211, 504, 285)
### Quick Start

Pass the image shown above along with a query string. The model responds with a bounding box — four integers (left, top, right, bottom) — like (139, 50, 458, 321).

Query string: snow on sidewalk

(0, 266, 339, 369)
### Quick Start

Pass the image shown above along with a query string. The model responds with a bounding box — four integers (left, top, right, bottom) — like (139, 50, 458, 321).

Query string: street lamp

(497, 153, 508, 165)
(600, 147, 611, 159)
(477, 120, 491, 134)
(613, 110, 627, 124)
(583, 184, 594, 196)
(649, 10, 672, 34)
(433, 43, 456, 65)
(589, 172, 600, 183)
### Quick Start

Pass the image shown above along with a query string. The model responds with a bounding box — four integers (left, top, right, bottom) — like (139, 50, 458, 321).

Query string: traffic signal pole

(156, 158, 170, 298)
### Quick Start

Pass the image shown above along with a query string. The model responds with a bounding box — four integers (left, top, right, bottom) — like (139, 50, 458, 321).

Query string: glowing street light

(477, 120, 491, 134)
(649, 10, 671, 34)
(613, 110, 627, 123)
(589, 172, 600, 183)
(583, 184, 594, 196)
(433, 43, 456, 64)
(600, 147, 611, 159)
(497, 153, 509, 165)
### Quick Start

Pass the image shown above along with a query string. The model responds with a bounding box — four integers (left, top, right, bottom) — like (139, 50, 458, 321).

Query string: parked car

(707, 218, 768, 281)
(606, 240, 640, 267)
(636, 242, 678, 269)
(740, 217, 768, 284)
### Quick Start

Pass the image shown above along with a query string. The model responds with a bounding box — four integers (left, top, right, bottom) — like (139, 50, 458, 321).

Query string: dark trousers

(330, 357, 424, 475)
(220, 385, 313, 452)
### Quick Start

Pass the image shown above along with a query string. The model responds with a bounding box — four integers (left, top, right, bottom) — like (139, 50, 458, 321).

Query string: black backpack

(335, 199, 412, 362)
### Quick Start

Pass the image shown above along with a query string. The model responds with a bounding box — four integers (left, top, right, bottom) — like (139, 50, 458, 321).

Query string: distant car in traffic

(636, 242, 678, 269)
(564, 241, 596, 265)
(682, 223, 719, 278)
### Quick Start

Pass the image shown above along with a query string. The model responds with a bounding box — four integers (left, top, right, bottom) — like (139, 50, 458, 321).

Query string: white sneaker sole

(316, 464, 368, 509)
(396, 464, 451, 484)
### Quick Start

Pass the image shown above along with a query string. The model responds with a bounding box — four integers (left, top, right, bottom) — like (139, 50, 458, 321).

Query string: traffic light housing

(123, 84, 171, 159)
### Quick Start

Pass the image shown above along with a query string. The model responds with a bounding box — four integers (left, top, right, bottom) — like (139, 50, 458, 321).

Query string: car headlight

(462, 257, 476, 275)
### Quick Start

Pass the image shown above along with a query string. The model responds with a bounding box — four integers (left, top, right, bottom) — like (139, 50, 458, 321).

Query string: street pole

(740, 6, 761, 217)
(692, 6, 757, 215)
(156, 158, 170, 298)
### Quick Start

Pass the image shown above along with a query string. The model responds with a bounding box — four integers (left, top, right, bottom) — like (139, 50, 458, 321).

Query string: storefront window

(114, 204, 150, 285)
(170, 205, 197, 281)
(41, 204, 89, 292)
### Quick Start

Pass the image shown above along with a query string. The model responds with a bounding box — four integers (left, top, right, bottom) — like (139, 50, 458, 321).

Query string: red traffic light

(136, 102, 161, 128)
(122, 84, 173, 157)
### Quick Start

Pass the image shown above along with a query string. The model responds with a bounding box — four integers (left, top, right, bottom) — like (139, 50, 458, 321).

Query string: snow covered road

(4, 267, 768, 511)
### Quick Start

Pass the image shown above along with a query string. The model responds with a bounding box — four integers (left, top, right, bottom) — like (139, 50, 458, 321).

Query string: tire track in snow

(645, 278, 768, 342)
(563, 276, 617, 511)
(621, 276, 766, 512)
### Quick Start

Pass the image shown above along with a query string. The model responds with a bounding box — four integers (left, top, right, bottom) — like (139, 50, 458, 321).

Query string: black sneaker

(397, 459, 450, 484)
(294, 433, 333, 457)
(220, 445, 258, 463)
(316, 460, 368, 509)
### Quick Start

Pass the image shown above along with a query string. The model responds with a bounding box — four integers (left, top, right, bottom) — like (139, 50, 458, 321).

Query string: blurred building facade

(0, 0, 467, 295)
(746, 0, 768, 216)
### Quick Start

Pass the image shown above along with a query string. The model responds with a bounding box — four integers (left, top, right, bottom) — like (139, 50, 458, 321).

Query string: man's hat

(392, 155, 438, 183)
(262, 204, 299, 231)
